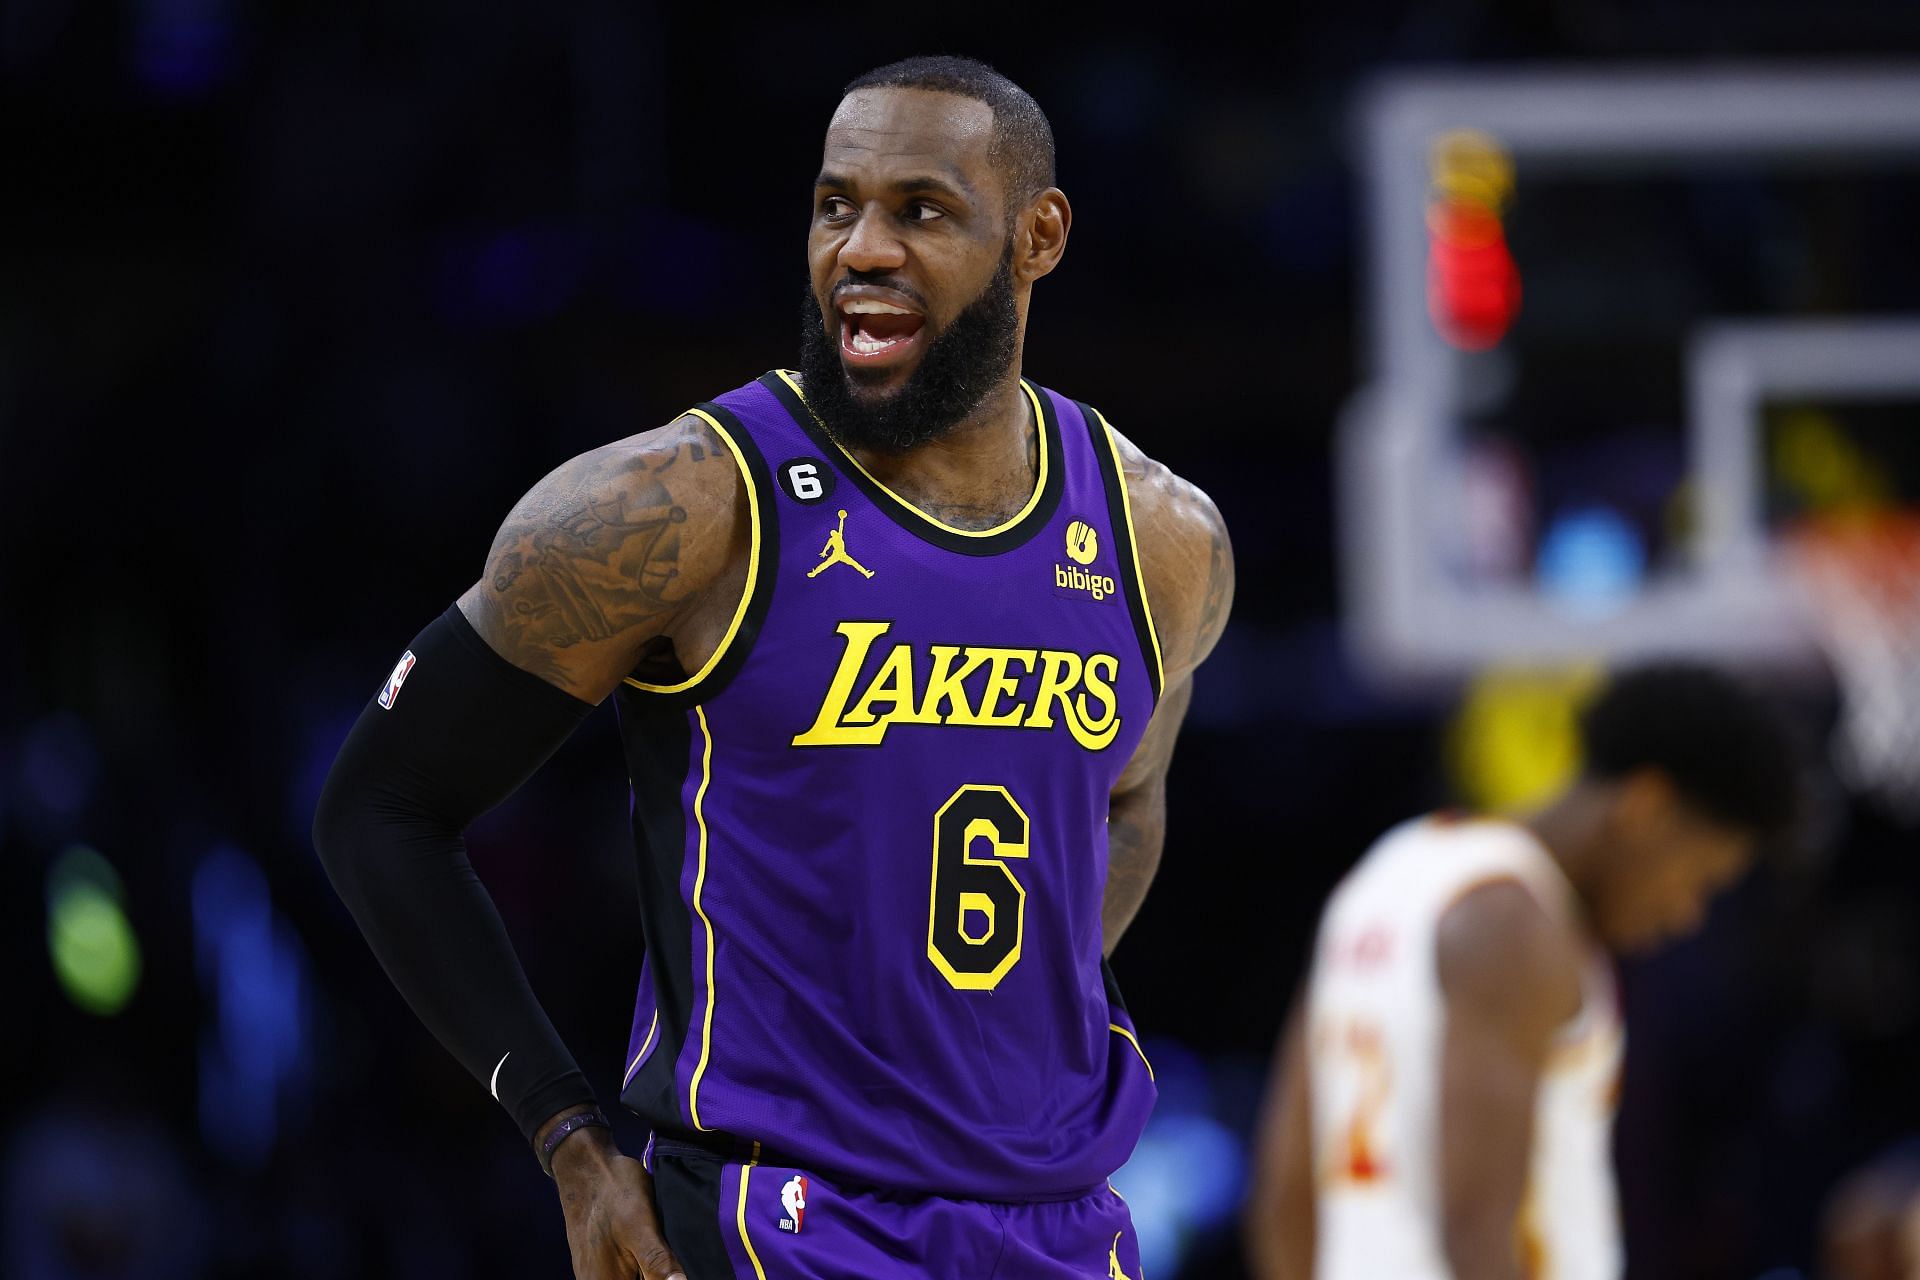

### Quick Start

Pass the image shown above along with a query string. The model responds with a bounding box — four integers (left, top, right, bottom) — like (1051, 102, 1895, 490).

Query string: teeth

(842, 300, 915, 316)
(849, 328, 906, 355)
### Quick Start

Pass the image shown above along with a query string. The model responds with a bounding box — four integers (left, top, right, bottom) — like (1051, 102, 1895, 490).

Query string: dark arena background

(8, 4, 1920, 1278)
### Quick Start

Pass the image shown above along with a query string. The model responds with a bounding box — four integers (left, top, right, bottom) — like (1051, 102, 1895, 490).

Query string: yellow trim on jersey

(621, 1010, 660, 1090)
(736, 1162, 769, 1280)
(686, 706, 719, 1130)
(1090, 407, 1166, 694)
(773, 368, 1051, 538)
(1110, 1022, 1155, 1081)
(623, 409, 761, 694)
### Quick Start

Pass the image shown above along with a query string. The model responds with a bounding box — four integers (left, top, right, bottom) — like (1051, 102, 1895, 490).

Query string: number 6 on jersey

(928, 785, 1030, 991)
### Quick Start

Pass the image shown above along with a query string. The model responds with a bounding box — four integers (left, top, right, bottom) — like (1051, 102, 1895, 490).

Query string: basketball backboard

(1340, 67, 1920, 685)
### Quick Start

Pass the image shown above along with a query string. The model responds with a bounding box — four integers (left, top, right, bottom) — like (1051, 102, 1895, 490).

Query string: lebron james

(315, 56, 1233, 1280)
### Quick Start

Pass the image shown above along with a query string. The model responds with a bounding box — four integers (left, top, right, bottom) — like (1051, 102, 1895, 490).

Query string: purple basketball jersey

(613, 371, 1161, 1201)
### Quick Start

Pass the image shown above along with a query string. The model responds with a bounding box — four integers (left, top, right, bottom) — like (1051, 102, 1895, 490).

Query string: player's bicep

(1110, 426, 1233, 685)
(1435, 882, 1581, 1278)
(458, 414, 741, 703)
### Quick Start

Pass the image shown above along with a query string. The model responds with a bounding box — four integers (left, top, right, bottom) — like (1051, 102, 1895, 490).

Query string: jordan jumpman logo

(808, 509, 875, 579)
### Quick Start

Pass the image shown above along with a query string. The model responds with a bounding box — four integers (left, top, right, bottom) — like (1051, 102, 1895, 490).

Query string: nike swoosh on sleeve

(490, 1051, 511, 1100)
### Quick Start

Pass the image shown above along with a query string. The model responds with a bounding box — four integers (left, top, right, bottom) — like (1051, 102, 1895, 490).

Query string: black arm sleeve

(312, 604, 600, 1144)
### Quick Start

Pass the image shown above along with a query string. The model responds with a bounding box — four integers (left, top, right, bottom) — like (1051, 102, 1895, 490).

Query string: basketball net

(1782, 511, 1920, 819)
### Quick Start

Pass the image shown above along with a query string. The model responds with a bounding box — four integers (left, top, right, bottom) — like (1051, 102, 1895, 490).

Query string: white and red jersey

(1305, 815, 1625, 1280)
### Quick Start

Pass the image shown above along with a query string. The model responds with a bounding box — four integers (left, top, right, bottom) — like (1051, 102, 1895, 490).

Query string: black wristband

(539, 1108, 611, 1177)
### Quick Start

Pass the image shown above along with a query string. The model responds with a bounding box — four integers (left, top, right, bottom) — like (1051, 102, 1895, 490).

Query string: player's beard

(796, 240, 1019, 453)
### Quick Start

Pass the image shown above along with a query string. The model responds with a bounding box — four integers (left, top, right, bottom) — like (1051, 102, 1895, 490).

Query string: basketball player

(1245, 664, 1797, 1280)
(312, 56, 1232, 1280)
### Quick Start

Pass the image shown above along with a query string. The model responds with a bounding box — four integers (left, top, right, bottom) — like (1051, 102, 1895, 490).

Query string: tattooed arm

(459, 414, 748, 700)
(1101, 429, 1235, 957)
(315, 415, 744, 1280)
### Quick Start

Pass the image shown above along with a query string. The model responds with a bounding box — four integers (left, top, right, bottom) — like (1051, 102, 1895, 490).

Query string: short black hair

(1580, 662, 1801, 840)
(843, 56, 1056, 207)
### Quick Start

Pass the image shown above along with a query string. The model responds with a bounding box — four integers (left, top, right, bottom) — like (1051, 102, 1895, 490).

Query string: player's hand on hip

(551, 1128, 687, 1280)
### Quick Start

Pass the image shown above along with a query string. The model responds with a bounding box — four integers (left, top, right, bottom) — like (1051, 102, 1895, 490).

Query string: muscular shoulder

(457, 412, 746, 702)
(1107, 426, 1234, 683)
(1436, 880, 1584, 1042)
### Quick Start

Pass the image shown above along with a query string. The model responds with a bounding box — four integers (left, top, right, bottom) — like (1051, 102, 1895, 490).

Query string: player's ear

(1015, 188, 1071, 285)
(1612, 768, 1681, 841)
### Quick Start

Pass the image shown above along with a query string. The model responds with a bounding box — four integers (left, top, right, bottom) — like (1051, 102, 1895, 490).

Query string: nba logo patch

(778, 1174, 808, 1233)
(377, 650, 417, 710)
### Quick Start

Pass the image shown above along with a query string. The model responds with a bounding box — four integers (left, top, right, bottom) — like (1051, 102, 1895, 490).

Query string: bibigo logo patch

(1055, 518, 1116, 602)
(1065, 519, 1099, 565)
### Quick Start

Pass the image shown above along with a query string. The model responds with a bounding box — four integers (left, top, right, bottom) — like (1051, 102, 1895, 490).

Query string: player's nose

(839, 205, 907, 274)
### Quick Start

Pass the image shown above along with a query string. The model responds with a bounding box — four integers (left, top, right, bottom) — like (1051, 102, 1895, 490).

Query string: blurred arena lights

(192, 845, 313, 1168)
(46, 845, 143, 1017)
(1535, 506, 1646, 618)
(1110, 1039, 1247, 1277)
(1425, 129, 1522, 352)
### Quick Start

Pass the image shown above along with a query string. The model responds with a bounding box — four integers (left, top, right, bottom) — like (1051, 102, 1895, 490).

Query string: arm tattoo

(468, 419, 721, 688)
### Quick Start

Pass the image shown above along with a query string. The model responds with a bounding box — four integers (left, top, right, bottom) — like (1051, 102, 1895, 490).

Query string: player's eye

(819, 196, 855, 220)
(904, 201, 946, 223)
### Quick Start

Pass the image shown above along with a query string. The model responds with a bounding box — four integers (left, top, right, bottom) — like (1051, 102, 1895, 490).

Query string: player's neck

(1521, 786, 1610, 907)
(844, 373, 1037, 524)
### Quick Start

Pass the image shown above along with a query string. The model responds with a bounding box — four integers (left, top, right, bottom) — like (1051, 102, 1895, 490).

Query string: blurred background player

(1245, 664, 1800, 1280)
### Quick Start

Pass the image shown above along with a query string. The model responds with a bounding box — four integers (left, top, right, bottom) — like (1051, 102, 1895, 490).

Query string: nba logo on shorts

(377, 651, 417, 710)
(778, 1174, 808, 1233)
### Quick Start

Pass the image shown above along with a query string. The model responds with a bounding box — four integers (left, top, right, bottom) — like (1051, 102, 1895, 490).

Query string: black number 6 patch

(778, 457, 835, 505)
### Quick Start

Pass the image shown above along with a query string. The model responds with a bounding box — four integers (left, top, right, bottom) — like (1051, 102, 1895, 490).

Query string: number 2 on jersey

(927, 785, 1030, 991)
(1321, 1017, 1393, 1185)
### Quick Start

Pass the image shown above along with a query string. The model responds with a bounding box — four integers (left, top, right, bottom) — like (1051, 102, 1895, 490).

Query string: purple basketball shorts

(650, 1145, 1145, 1279)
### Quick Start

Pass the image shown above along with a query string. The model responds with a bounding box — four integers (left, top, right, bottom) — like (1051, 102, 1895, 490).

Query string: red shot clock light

(1426, 129, 1521, 351)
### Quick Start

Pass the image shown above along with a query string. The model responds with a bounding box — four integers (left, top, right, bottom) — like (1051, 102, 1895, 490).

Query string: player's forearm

(315, 798, 596, 1137)
(312, 606, 599, 1142)
(1102, 781, 1165, 956)
(1101, 675, 1192, 957)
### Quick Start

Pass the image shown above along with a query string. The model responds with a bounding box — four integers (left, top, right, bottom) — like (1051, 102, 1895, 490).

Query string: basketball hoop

(1781, 511, 1920, 818)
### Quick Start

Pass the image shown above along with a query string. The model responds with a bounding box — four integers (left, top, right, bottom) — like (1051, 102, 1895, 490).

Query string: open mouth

(837, 295, 926, 368)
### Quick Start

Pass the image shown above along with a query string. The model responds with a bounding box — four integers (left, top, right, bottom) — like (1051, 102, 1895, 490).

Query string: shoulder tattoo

(468, 417, 729, 685)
